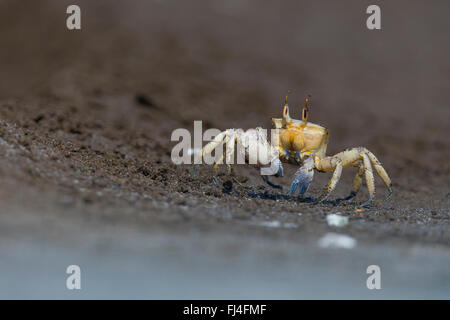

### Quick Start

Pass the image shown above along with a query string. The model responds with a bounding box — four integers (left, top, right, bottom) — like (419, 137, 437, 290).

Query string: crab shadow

(245, 190, 351, 206)
(218, 179, 362, 207)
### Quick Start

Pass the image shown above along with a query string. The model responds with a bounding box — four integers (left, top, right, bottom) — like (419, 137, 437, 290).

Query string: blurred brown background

(2, 0, 449, 180)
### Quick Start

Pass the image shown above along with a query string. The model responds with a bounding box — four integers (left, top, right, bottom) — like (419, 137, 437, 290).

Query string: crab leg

(315, 147, 392, 205)
(361, 152, 375, 206)
(225, 131, 237, 174)
(200, 131, 227, 161)
(212, 153, 225, 184)
(196, 128, 284, 188)
(342, 161, 364, 200)
(193, 130, 227, 175)
(316, 158, 343, 202)
(212, 131, 237, 183)
(366, 151, 393, 198)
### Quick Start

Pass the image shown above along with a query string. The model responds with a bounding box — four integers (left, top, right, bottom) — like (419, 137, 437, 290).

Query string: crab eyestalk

(302, 94, 312, 122)
(282, 90, 291, 121)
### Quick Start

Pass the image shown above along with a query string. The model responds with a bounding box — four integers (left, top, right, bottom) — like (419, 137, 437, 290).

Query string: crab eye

(282, 90, 291, 119)
(302, 108, 308, 121)
(283, 106, 289, 118)
(302, 94, 311, 122)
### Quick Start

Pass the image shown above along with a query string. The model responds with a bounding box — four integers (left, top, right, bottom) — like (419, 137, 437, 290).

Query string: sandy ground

(0, 0, 449, 298)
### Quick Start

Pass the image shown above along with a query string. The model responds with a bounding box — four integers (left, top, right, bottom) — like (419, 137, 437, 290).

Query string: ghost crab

(196, 92, 392, 207)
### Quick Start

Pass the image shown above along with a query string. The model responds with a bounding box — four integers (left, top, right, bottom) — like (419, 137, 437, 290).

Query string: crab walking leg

(200, 131, 228, 161)
(196, 128, 284, 187)
(366, 151, 393, 198)
(317, 158, 343, 202)
(360, 152, 376, 206)
(194, 131, 226, 176)
(315, 147, 392, 204)
(200, 130, 230, 184)
(225, 132, 237, 174)
(238, 127, 283, 188)
(212, 153, 225, 185)
(342, 162, 365, 200)
(352, 163, 365, 194)
(212, 131, 239, 182)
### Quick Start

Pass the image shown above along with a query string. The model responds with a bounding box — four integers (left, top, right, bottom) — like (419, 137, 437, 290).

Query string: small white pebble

(259, 221, 281, 228)
(326, 214, 349, 227)
(318, 232, 356, 249)
(253, 221, 298, 229)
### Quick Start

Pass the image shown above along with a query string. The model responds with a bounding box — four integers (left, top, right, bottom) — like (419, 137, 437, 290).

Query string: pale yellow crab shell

(271, 118, 329, 158)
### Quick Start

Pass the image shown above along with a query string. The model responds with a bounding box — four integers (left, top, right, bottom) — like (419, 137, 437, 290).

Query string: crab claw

(274, 160, 284, 177)
(290, 156, 315, 196)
